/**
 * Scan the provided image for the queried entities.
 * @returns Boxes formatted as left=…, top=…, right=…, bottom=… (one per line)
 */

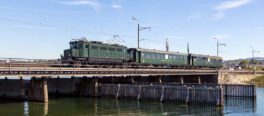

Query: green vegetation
left=250, top=75, right=264, bottom=87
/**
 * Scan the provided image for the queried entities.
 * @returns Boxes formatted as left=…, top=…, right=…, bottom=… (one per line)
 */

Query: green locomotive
left=62, top=39, right=129, bottom=64
left=61, top=39, right=222, bottom=68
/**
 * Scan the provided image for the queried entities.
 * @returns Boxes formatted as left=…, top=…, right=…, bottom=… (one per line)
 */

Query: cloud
left=110, top=4, right=122, bottom=9
left=210, top=0, right=252, bottom=20
left=214, top=0, right=251, bottom=10
left=210, top=11, right=225, bottom=20
left=58, top=0, right=101, bottom=11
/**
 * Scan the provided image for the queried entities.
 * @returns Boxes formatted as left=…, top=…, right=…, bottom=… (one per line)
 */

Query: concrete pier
left=78, top=77, right=98, bottom=97
left=47, top=77, right=77, bottom=96
left=28, top=77, right=48, bottom=102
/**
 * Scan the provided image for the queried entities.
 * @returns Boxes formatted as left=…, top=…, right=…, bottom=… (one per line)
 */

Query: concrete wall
left=0, top=78, right=25, bottom=100
left=47, top=77, right=79, bottom=96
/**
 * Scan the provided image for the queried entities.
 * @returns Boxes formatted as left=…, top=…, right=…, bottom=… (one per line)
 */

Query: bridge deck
left=0, top=67, right=219, bottom=77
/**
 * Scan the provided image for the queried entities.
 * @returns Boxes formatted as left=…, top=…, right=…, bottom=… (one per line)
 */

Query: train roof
left=131, top=48, right=188, bottom=56
left=70, top=38, right=126, bottom=47
left=190, top=53, right=222, bottom=59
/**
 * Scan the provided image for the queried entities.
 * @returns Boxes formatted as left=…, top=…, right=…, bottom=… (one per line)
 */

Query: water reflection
left=24, top=101, right=29, bottom=116
left=44, top=102, right=48, bottom=116
left=224, top=97, right=256, bottom=114
left=0, top=96, right=259, bottom=116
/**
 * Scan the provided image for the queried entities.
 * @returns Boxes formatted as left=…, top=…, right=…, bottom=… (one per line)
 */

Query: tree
left=239, top=60, right=249, bottom=68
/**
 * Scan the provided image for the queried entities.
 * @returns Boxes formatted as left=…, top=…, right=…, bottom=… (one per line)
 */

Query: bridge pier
left=159, top=77, right=162, bottom=83
left=181, top=77, right=184, bottom=84
left=198, top=76, right=201, bottom=84
left=28, top=77, right=48, bottom=102
left=79, top=77, right=98, bottom=97
left=130, top=77, right=135, bottom=84
left=47, top=76, right=77, bottom=96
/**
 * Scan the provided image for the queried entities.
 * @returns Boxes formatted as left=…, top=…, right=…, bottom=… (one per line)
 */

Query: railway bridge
left=0, top=62, right=260, bottom=106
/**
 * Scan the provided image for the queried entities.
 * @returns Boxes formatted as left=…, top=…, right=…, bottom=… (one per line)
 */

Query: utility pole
left=187, top=42, right=190, bottom=54
left=132, top=17, right=151, bottom=49
left=250, top=46, right=260, bottom=73
left=166, top=38, right=169, bottom=52
left=213, top=37, right=226, bottom=57
left=250, top=46, right=260, bottom=63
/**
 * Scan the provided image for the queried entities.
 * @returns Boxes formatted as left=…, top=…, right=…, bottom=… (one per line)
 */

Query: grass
left=250, top=75, right=264, bottom=87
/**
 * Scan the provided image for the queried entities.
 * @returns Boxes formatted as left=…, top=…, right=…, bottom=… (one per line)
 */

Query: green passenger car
left=190, top=54, right=222, bottom=68
left=62, top=39, right=129, bottom=63
left=128, top=48, right=188, bottom=66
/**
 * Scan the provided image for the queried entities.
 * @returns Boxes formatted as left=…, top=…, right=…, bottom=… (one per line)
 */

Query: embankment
left=219, top=73, right=263, bottom=85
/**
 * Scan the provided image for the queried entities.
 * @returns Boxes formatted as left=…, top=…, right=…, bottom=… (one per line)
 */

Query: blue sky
left=0, top=0, right=263, bottom=60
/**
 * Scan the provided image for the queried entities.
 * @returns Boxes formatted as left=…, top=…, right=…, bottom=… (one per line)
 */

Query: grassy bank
left=249, top=75, right=264, bottom=87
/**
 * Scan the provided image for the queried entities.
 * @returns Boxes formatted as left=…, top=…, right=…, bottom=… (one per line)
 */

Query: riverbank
left=249, top=75, right=264, bottom=87
left=220, top=73, right=261, bottom=85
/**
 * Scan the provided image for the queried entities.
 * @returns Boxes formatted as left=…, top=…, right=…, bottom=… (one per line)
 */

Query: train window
left=109, top=48, right=115, bottom=51
left=117, top=48, right=122, bottom=52
left=70, top=43, right=74, bottom=48
left=169, top=55, right=173, bottom=59
left=151, top=54, right=155, bottom=59
left=177, top=56, right=181, bottom=60
left=91, top=46, right=98, bottom=50
left=208, top=58, right=211, bottom=62
left=159, top=54, right=162, bottom=59
left=156, top=54, right=160, bottom=59
left=165, top=54, right=168, bottom=59
left=193, top=57, right=197, bottom=61
left=154, top=54, right=158, bottom=59
left=146, top=54, right=151, bottom=58
left=179, top=56, right=183, bottom=60
left=100, top=47, right=107, bottom=50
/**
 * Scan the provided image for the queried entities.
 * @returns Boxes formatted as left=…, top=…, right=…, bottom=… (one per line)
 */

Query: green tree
left=239, top=60, right=249, bottom=68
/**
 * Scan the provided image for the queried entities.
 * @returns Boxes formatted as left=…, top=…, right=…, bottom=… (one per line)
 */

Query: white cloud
left=211, top=0, right=252, bottom=20
left=210, top=11, right=225, bottom=20
left=58, top=0, right=101, bottom=11
left=214, top=0, right=251, bottom=10
left=110, top=4, right=122, bottom=9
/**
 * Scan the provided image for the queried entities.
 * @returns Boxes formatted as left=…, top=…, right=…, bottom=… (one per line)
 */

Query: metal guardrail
left=0, top=66, right=219, bottom=76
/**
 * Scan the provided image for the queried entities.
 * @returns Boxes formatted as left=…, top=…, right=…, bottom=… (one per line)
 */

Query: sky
left=0, top=0, right=263, bottom=60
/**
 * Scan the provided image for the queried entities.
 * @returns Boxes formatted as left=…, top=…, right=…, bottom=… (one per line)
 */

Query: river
left=0, top=88, right=263, bottom=116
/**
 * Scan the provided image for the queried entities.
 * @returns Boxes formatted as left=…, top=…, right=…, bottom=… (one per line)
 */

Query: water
left=0, top=88, right=263, bottom=116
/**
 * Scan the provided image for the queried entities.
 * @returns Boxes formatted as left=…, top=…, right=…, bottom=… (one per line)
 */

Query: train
left=61, top=38, right=222, bottom=68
